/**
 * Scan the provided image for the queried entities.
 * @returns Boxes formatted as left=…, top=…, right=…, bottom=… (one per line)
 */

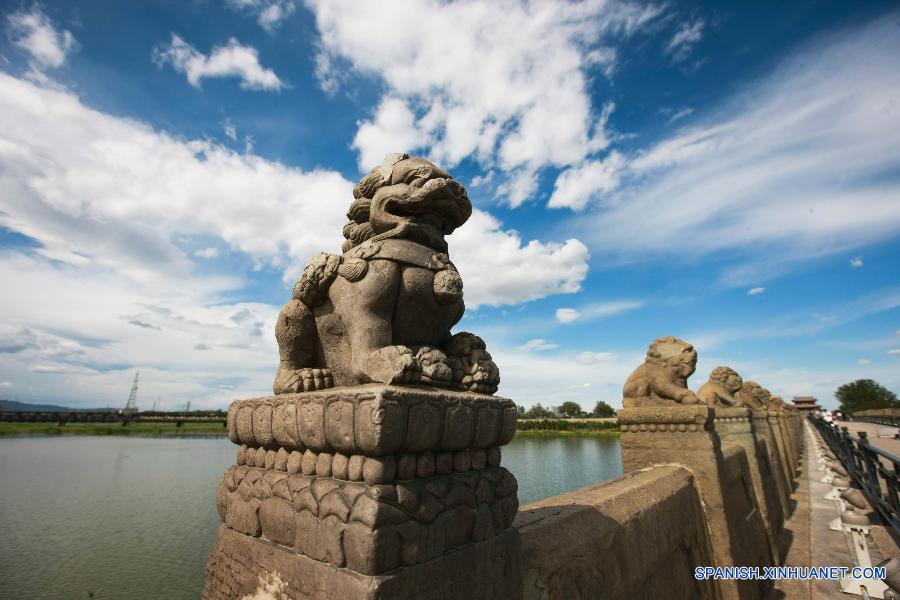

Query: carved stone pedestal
left=619, top=405, right=770, bottom=600
left=203, top=385, right=522, bottom=600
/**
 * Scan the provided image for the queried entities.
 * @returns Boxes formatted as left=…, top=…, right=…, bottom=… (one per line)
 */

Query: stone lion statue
left=622, top=336, right=700, bottom=408
left=697, top=366, right=743, bottom=407
left=736, top=381, right=770, bottom=409
left=767, top=395, right=786, bottom=411
left=273, top=153, right=499, bottom=395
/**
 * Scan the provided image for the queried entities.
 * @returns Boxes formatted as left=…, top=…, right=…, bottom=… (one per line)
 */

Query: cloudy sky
left=0, top=0, right=898, bottom=411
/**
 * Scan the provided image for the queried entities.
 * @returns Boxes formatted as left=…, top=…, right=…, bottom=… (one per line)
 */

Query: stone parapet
left=713, top=406, right=782, bottom=564
left=752, top=410, right=790, bottom=515
left=619, top=405, right=771, bottom=600
left=516, top=465, right=718, bottom=600
left=767, top=411, right=794, bottom=487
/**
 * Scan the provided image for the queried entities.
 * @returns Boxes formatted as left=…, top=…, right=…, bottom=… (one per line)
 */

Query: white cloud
left=0, top=72, right=591, bottom=404
left=449, top=210, right=589, bottom=308
left=6, top=5, right=77, bottom=71
left=194, top=247, right=220, bottom=259
left=889, top=349, right=900, bottom=356
left=556, top=300, right=642, bottom=323
left=226, top=0, right=296, bottom=32
left=0, top=381, right=13, bottom=389
left=577, top=351, right=618, bottom=364
left=153, top=34, right=284, bottom=91
left=548, top=150, right=625, bottom=209
left=222, top=119, right=237, bottom=141
left=663, top=106, right=694, bottom=124
left=563, top=17, right=900, bottom=283
left=666, top=18, right=704, bottom=63
left=307, top=0, right=662, bottom=201
left=493, top=344, right=639, bottom=410
left=857, top=358, right=870, bottom=366
left=517, top=338, right=559, bottom=352
left=748, top=287, right=766, bottom=296
left=556, top=308, right=580, bottom=323
left=352, top=98, right=427, bottom=171
left=850, top=256, right=863, bottom=268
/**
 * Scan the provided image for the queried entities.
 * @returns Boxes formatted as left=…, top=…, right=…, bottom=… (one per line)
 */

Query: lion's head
left=646, top=336, right=697, bottom=381
left=709, top=366, right=743, bottom=394
left=342, top=154, right=473, bottom=253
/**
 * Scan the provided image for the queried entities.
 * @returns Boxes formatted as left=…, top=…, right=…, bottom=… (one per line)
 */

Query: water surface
left=0, top=434, right=621, bottom=599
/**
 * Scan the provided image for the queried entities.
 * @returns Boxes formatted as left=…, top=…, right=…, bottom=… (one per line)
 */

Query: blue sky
left=0, top=0, right=897, bottom=411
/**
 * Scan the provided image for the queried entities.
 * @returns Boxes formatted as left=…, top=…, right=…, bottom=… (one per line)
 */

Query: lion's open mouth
left=391, top=177, right=470, bottom=233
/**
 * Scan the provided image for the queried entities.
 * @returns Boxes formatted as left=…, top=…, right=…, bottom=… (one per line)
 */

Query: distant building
left=792, top=396, right=821, bottom=412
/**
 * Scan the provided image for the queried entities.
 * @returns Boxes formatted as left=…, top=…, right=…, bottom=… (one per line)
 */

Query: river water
left=0, top=434, right=621, bottom=600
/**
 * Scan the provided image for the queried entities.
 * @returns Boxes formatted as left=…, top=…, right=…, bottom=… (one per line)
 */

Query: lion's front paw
left=679, top=390, right=701, bottom=404
left=443, top=332, right=500, bottom=394
left=275, top=367, right=335, bottom=394
left=365, top=346, right=421, bottom=385
left=414, top=346, right=453, bottom=385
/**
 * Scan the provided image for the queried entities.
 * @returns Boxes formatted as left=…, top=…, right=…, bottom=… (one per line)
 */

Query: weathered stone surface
left=516, top=466, right=716, bottom=600
left=230, top=386, right=516, bottom=455
left=215, top=465, right=518, bottom=576
left=397, top=453, right=416, bottom=480
left=259, top=498, right=295, bottom=546
left=203, top=525, right=522, bottom=600
left=622, top=336, right=700, bottom=408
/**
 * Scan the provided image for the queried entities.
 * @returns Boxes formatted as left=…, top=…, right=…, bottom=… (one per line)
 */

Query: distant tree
left=591, top=400, right=615, bottom=418
left=516, top=404, right=525, bottom=418
left=558, top=401, right=583, bottom=418
left=836, top=379, right=899, bottom=414
left=524, top=403, right=553, bottom=418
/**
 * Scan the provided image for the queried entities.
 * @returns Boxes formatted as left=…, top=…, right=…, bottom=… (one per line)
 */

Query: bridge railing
left=810, top=415, right=900, bottom=534
left=851, top=408, right=900, bottom=428
left=0, top=411, right=226, bottom=425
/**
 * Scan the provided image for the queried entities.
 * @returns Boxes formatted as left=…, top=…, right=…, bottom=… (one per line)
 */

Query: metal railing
left=810, top=416, right=900, bottom=534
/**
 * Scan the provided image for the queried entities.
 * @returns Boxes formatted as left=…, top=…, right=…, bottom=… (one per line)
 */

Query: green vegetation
left=0, top=422, right=228, bottom=437
left=520, top=400, right=619, bottom=420
left=836, top=379, right=899, bottom=414
left=557, top=401, right=583, bottom=418
left=591, top=400, right=615, bottom=418
left=516, top=418, right=619, bottom=435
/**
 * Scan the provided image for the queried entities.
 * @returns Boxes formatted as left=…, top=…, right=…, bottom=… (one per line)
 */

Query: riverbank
left=516, top=418, right=619, bottom=435
left=0, top=419, right=621, bottom=437
left=0, top=422, right=228, bottom=436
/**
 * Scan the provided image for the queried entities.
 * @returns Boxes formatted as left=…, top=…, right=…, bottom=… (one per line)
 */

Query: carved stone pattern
left=217, top=465, right=519, bottom=575
left=236, top=444, right=502, bottom=483
left=617, top=406, right=712, bottom=426
left=228, top=389, right=517, bottom=456
left=620, top=423, right=704, bottom=433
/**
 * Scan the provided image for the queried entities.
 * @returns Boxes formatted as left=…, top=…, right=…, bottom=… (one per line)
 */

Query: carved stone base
left=204, top=524, right=522, bottom=600
left=205, top=385, right=521, bottom=599
left=216, top=465, right=519, bottom=574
